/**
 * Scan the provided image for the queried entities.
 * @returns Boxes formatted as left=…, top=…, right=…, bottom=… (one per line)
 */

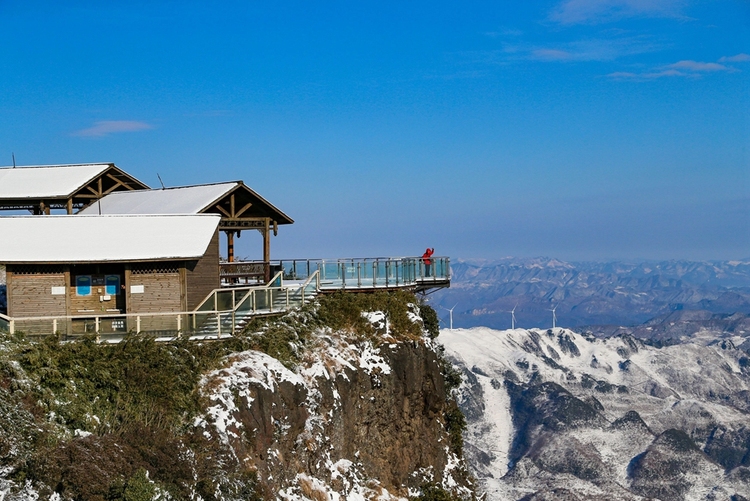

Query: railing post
left=216, top=312, right=221, bottom=338
left=136, top=316, right=141, bottom=333
left=357, top=262, right=361, bottom=287
left=53, top=318, right=57, bottom=335
left=9, top=319, right=14, bottom=335
left=385, top=261, right=389, bottom=288
left=177, top=315, right=182, bottom=337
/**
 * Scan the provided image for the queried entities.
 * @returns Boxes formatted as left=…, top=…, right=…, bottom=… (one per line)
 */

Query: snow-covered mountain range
left=434, top=258, right=750, bottom=332
left=442, top=327, right=750, bottom=501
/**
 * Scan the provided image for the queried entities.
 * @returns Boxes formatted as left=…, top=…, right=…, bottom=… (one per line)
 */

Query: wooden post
left=227, top=231, right=235, bottom=263
left=66, top=198, right=73, bottom=215
left=263, top=218, right=271, bottom=282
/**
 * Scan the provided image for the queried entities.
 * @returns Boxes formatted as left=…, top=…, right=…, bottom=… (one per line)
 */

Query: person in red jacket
left=422, top=247, right=435, bottom=277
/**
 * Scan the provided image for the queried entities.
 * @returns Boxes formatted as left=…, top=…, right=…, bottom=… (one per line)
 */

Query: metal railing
left=277, top=256, right=450, bottom=290
left=0, top=271, right=321, bottom=341
left=0, top=255, right=450, bottom=341
left=0, top=312, right=10, bottom=334
left=219, top=261, right=273, bottom=284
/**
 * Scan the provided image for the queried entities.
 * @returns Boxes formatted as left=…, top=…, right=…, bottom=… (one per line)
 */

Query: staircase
left=189, top=272, right=320, bottom=339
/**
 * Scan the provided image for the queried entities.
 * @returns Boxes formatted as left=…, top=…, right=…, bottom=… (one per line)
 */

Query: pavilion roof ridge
left=0, top=162, right=115, bottom=170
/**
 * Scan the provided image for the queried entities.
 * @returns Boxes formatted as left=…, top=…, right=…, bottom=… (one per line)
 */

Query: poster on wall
left=105, top=275, right=120, bottom=295
left=76, top=276, right=91, bottom=296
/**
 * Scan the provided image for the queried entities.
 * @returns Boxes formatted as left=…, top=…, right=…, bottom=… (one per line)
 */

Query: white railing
left=0, top=271, right=321, bottom=340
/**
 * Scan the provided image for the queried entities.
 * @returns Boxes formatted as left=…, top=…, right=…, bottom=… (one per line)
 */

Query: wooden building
left=0, top=163, right=149, bottom=214
left=0, top=215, right=221, bottom=318
left=78, top=182, right=294, bottom=280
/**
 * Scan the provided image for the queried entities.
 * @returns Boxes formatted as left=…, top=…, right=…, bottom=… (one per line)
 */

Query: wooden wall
left=68, top=265, right=126, bottom=315
left=127, top=270, right=182, bottom=314
left=7, top=270, right=67, bottom=318
left=185, top=230, right=220, bottom=310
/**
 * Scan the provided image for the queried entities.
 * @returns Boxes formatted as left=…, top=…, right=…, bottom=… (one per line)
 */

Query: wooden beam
left=214, top=204, right=231, bottom=218
left=234, top=201, right=254, bottom=218
left=66, top=198, right=73, bottom=215
left=102, top=175, right=126, bottom=195
left=230, top=194, right=235, bottom=218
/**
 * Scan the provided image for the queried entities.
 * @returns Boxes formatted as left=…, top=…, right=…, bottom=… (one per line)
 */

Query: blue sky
left=1, top=0, right=748, bottom=261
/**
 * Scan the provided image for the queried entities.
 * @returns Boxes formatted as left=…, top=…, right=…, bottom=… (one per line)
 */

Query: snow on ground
left=440, top=327, right=750, bottom=501
left=195, top=326, right=434, bottom=500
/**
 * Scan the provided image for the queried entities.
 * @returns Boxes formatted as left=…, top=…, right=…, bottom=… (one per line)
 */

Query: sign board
left=51, top=286, right=66, bottom=295
left=130, top=285, right=145, bottom=294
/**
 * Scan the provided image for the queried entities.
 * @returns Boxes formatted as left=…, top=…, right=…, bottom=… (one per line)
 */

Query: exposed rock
left=443, top=327, right=750, bottom=500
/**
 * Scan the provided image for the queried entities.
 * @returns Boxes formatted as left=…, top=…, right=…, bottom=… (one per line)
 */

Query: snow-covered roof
left=78, top=181, right=294, bottom=224
left=79, top=182, right=239, bottom=215
left=0, top=163, right=114, bottom=199
left=0, top=215, right=220, bottom=263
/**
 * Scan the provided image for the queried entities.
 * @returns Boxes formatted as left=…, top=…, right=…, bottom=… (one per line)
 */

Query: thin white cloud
left=719, top=53, right=750, bottom=63
left=532, top=49, right=574, bottom=61
left=608, top=57, right=739, bottom=80
left=73, top=120, right=153, bottom=137
left=529, top=36, right=662, bottom=62
left=551, top=0, right=687, bottom=25
left=607, top=69, right=684, bottom=80
left=665, top=60, right=730, bottom=72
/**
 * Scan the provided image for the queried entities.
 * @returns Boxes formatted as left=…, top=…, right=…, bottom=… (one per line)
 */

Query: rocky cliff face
left=0, top=293, right=473, bottom=501
left=442, top=327, right=750, bottom=501
left=196, top=333, right=470, bottom=500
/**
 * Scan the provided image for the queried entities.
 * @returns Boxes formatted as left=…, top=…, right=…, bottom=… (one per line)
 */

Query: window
left=76, top=276, right=92, bottom=296
left=105, top=275, right=120, bottom=295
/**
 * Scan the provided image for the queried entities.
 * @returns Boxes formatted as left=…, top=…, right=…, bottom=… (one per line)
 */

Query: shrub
left=412, top=482, right=463, bottom=501
left=420, top=304, right=440, bottom=339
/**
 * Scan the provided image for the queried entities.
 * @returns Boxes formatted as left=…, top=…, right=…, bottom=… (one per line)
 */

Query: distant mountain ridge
left=442, top=327, right=750, bottom=500
left=434, top=257, right=750, bottom=334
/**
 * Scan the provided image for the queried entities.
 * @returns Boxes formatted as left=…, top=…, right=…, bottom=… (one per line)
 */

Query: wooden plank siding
left=7, top=270, right=67, bottom=318
left=127, top=271, right=182, bottom=314
left=185, top=230, right=220, bottom=310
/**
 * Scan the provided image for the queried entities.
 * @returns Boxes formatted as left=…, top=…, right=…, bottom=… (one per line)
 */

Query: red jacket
left=422, top=248, right=434, bottom=265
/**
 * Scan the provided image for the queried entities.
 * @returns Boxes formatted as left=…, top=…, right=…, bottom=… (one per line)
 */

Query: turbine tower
left=510, top=303, right=518, bottom=330
left=442, top=304, right=458, bottom=330
left=549, top=304, right=558, bottom=329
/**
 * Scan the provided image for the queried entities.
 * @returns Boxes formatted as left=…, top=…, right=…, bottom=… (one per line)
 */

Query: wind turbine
left=510, top=303, right=518, bottom=330
left=549, top=304, right=558, bottom=329
left=442, top=304, right=458, bottom=330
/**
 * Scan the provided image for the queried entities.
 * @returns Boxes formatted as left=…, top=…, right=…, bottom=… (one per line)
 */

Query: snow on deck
left=0, top=163, right=112, bottom=199
left=0, top=214, right=220, bottom=263
left=78, top=182, right=239, bottom=215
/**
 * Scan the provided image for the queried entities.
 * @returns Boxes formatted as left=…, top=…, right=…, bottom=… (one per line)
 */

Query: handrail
left=193, top=269, right=288, bottom=313
left=276, top=256, right=450, bottom=289
left=264, top=270, right=284, bottom=288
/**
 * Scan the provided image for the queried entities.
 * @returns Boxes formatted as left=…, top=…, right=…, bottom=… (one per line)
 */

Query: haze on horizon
left=0, top=0, right=747, bottom=262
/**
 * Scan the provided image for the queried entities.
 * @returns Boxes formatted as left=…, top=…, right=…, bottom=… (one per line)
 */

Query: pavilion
left=0, top=163, right=148, bottom=214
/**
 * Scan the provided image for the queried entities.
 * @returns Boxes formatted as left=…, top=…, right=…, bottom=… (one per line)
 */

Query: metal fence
left=0, top=272, right=321, bottom=341
left=277, top=256, right=450, bottom=290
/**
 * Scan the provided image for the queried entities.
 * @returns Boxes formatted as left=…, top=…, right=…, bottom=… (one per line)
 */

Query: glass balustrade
left=1, top=257, right=449, bottom=342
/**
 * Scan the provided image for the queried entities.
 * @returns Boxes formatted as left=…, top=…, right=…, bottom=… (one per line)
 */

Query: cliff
left=442, top=327, right=750, bottom=501
left=0, top=291, right=473, bottom=501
